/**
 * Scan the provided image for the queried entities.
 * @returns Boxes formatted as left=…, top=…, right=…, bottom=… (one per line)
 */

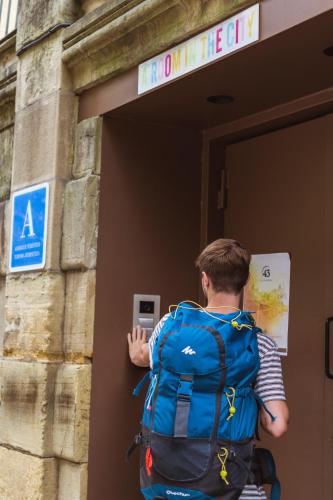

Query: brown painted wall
left=88, top=117, right=202, bottom=499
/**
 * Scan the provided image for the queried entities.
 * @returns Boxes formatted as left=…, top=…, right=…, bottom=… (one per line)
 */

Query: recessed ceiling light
left=207, top=95, right=234, bottom=104
left=323, top=46, right=333, bottom=57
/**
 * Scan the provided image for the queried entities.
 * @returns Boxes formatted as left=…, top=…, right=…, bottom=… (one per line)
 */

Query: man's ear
left=202, top=271, right=209, bottom=290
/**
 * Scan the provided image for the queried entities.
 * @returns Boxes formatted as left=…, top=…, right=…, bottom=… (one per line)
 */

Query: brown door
left=210, top=114, right=333, bottom=499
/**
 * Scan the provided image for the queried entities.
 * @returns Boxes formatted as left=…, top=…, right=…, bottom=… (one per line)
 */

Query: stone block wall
left=0, top=43, right=16, bottom=472
left=0, top=1, right=102, bottom=497
left=0, top=101, right=13, bottom=358
left=0, top=58, right=101, bottom=500
left=0, top=30, right=15, bottom=372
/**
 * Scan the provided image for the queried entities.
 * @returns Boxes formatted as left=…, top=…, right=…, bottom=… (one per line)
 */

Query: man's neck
left=205, top=292, right=241, bottom=314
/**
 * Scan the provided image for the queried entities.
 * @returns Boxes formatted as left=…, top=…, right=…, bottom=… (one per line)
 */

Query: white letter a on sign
left=20, top=200, right=35, bottom=238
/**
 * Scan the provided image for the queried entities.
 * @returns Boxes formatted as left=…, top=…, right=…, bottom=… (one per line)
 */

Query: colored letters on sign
left=9, top=183, right=49, bottom=272
left=138, top=4, right=259, bottom=94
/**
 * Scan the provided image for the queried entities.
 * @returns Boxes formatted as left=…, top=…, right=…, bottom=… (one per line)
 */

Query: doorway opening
left=85, top=10, right=333, bottom=499
left=89, top=110, right=333, bottom=500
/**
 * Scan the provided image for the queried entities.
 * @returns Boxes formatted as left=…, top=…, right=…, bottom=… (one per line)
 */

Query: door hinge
left=217, top=168, right=229, bottom=210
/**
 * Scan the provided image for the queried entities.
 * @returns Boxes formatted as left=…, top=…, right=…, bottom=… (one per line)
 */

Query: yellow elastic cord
left=169, top=300, right=241, bottom=323
left=217, top=448, right=229, bottom=485
left=169, top=300, right=252, bottom=330
left=231, top=319, right=253, bottom=331
left=225, top=387, right=236, bottom=420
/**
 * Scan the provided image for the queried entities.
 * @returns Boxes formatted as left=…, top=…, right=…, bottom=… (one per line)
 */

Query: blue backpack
left=131, top=303, right=272, bottom=500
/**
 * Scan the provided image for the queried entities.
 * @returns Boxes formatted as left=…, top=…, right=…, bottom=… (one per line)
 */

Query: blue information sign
left=10, top=183, right=49, bottom=272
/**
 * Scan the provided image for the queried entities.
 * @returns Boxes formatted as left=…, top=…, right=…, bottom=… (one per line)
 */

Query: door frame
left=200, top=85, right=333, bottom=248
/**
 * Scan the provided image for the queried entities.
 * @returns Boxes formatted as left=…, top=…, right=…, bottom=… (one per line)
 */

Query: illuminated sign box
left=138, top=3, right=259, bottom=94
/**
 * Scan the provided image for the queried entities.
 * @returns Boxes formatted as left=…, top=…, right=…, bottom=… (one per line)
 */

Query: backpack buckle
left=177, top=376, right=193, bottom=401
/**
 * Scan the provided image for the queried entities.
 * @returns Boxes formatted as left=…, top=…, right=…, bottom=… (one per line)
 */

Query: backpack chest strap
left=174, top=375, right=193, bottom=438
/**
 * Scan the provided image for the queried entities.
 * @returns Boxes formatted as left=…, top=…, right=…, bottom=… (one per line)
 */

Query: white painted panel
left=0, top=0, right=18, bottom=39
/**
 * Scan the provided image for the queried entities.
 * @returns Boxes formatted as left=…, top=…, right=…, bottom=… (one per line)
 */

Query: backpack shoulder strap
left=133, top=371, right=151, bottom=397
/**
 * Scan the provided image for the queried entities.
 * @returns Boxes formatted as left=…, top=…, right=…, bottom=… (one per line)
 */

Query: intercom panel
left=133, top=294, right=161, bottom=339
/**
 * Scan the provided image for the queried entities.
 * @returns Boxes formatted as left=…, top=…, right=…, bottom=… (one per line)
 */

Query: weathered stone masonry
left=0, top=0, right=255, bottom=498
left=0, top=0, right=100, bottom=497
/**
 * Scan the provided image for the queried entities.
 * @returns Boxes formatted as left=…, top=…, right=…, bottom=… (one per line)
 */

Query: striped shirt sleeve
left=255, top=332, right=286, bottom=402
left=239, top=484, right=267, bottom=499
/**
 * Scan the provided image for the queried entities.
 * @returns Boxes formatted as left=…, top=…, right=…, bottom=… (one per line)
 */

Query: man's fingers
left=127, top=333, right=132, bottom=345
left=136, top=325, right=144, bottom=341
left=138, top=327, right=144, bottom=341
left=129, top=326, right=147, bottom=344
left=137, top=327, right=147, bottom=342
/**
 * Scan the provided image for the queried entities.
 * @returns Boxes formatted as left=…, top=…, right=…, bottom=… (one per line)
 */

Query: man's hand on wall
left=128, top=326, right=150, bottom=367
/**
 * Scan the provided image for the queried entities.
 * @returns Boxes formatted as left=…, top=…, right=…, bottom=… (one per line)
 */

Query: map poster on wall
left=243, top=253, right=291, bottom=355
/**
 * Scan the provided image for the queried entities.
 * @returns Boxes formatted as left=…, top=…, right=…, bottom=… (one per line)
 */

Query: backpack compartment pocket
left=150, top=432, right=212, bottom=482
left=218, top=388, right=258, bottom=441
left=214, top=440, right=255, bottom=490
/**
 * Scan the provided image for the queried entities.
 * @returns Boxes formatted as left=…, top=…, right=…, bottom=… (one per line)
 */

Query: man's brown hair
left=195, top=239, right=251, bottom=294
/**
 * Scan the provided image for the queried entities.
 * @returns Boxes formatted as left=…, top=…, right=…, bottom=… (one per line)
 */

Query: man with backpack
left=128, top=239, right=289, bottom=499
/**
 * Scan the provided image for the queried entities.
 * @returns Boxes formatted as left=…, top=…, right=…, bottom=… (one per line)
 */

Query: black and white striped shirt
left=149, top=314, right=286, bottom=500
